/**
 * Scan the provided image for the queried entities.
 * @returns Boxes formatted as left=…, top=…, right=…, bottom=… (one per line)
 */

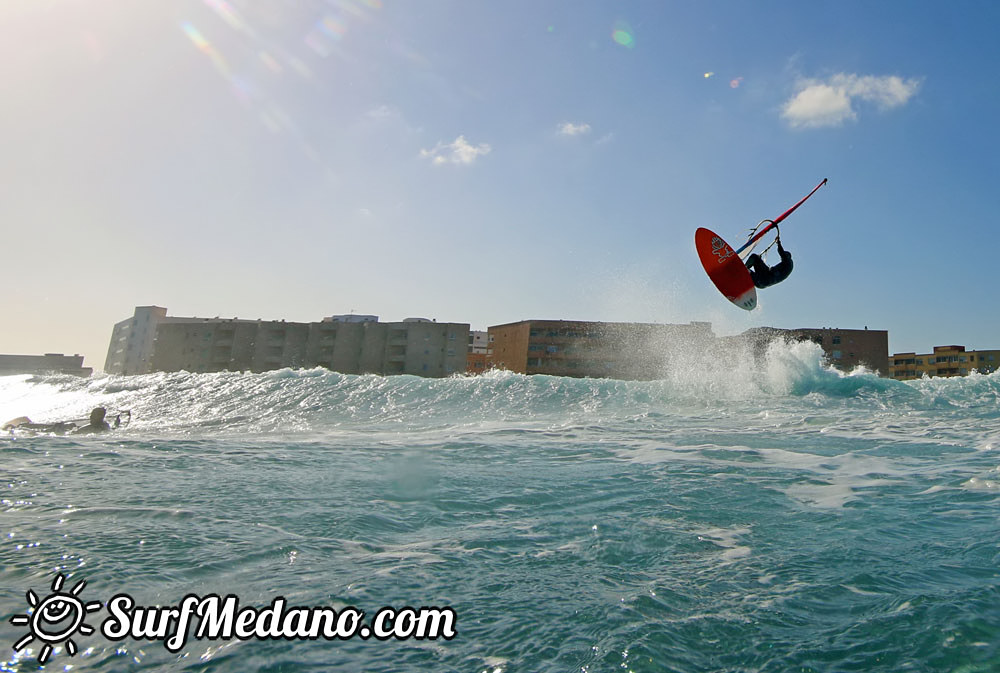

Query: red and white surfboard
left=695, top=227, right=757, bottom=311
left=695, top=179, right=828, bottom=311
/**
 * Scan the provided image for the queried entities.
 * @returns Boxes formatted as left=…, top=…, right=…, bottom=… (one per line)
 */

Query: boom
left=734, top=178, right=828, bottom=257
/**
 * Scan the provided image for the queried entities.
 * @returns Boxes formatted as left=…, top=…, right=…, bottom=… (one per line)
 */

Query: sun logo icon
left=9, top=573, right=102, bottom=664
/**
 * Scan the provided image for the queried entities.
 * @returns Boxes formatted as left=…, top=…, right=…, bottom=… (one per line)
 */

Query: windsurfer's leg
left=746, top=254, right=772, bottom=288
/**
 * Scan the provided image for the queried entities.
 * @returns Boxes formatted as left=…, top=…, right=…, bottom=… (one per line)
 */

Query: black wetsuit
left=73, top=421, right=111, bottom=435
left=746, top=240, right=793, bottom=289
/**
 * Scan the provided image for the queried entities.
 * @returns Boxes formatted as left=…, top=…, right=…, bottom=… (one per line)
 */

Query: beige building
left=466, top=330, right=490, bottom=375
left=105, top=306, right=222, bottom=375
left=888, top=345, right=1000, bottom=380
left=306, top=317, right=470, bottom=377
left=487, top=319, right=716, bottom=379
left=739, top=327, right=890, bottom=376
left=487, top=321, right=889, bottom=380
left=0, top=353, right=92, bottom=377
left=107, top=307, right=469, bottom=377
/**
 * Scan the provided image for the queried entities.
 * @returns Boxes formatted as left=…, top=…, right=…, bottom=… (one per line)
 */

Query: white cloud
left=359, top=105, right=422, bottom=136
left=558, top=122, right=591, bottom=136
left=365, top=105, right=397, bottom=121
left=420, top=135, right=491, bottom=166
left=782, top=73, right=921, bottom=128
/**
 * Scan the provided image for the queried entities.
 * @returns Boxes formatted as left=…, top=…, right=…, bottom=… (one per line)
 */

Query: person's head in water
left=73, top=407, right=111, bottom=434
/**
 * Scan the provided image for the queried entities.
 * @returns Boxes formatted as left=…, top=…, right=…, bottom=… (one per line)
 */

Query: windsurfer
left=745, top=235, right=793, bottom=289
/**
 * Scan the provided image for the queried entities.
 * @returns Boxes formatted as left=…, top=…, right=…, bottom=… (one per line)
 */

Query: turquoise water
left=2, top=340, right=999, bottom=672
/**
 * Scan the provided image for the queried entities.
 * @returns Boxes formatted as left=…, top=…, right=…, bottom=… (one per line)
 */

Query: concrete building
left=487, top=319, right=716, bottom=380
left=104, top=306, right=223, bottom=375
left=486, top=320, right=888, bottom=380
left=469, top=331, right=490, bottom=354
left=466, top=330, right=490, bottom=375
left=0, top=353, right=92, bottom=377
left=305, top=317, right=469, bottom=377
left=107, top=307, right=469, bottom=377
left=888, top=345, right=1000, bottom=380
left=149, top=318, right=307, bottom=373
left=739, top=326, right=890, bottom=376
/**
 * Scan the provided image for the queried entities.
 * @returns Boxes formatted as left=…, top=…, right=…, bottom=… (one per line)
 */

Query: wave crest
left=3, top=340, right=994, bottom=437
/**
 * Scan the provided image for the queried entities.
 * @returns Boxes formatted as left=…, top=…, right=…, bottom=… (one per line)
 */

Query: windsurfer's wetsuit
left=746, top=239, right=793, bottom=289
left=73, top=407, right=112, bottom=435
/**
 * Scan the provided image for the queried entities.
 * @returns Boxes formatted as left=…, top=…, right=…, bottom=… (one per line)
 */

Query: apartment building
left=486, top=319, right=716, bottom=380
left=104, top=306, right=224, bottom=375
left=466, top=330, right=490, bottom=375
left=0, top=353, right=92, bottom=377
left=739, top=326, right=890, bottom=375
left=307, top=317, right=470, bottom=377
left=888, top=345, right=1000, bottom=380
left=106, top=307, right=469, bottom=377
left=150, top=318, right=306, bottom=373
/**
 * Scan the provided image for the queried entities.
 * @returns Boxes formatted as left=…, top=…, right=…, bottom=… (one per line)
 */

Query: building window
left=832, top=336, right=841, bottom=345
left=832, top=350, right=842, bottom=359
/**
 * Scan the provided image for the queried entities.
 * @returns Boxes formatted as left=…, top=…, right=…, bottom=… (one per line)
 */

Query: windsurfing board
left=695, top=227, right=756, bottom=311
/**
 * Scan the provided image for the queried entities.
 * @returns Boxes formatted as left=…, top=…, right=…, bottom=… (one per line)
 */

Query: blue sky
left=2, top=1, right=998, bottom=370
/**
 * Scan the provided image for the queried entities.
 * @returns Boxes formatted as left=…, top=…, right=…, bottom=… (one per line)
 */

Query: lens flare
left=182, top=22, right=209, bottom=51
left=320, top=16, right=347, bottom=40
left=202, top=0, right=252, bottom=35
left=611, top=21, right=634, bottom=48
left=181, top=23, right=231, bottom=77
left=306, top=14, right=349, bottom=57
left=704, top=72, right=714, bottom=78
left=259, top=51, right=282, bottom=74
left=730, top=76, right=743, bottom=89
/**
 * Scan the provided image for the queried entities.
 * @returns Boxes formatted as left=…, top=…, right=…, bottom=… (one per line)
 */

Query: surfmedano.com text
left=102, top=593, right=457, bottom=652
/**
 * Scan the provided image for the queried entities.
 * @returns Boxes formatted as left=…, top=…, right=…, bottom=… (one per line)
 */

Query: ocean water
left=2, top=339, right=999, bottom=672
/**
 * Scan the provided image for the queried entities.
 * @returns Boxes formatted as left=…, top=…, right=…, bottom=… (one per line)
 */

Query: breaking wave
left=2, top=339, right=997, bottom=439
